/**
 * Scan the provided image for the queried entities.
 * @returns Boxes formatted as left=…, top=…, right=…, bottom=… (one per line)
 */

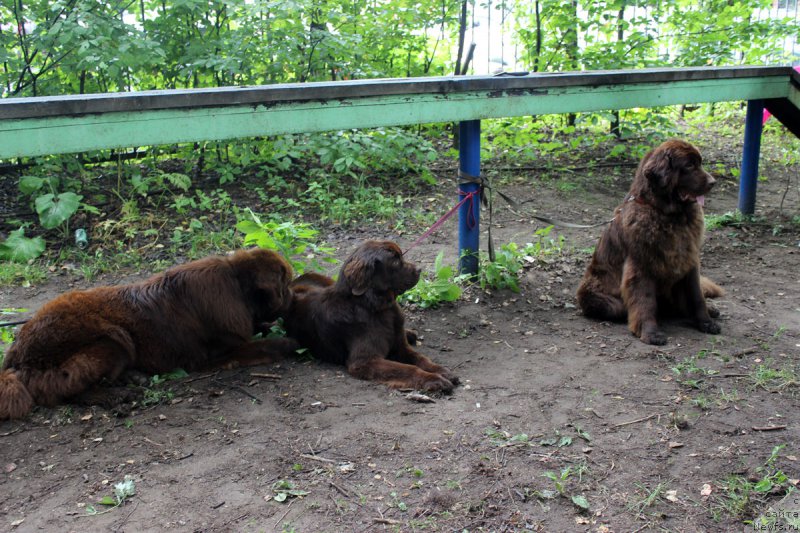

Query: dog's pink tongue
left=696, top=195, right=705, bottom=207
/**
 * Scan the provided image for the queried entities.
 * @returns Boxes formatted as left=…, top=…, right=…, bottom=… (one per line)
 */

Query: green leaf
left=753, top=479, right=773, bottom=492
left=19, top=176, right=45, bottom=195
left=274, top=492, right=288, bottom=502
left=163, top=173, right=191, bottom=191
left=0, top=228, right=46, bottom=263
left=571, top=494, right=590, bottom=510
left=35, top=192, right=83, bottom=229
left=98, top=496, right=117, bottom=506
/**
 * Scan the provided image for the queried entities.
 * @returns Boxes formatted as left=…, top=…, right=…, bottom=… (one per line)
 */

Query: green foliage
left=86, top=475, right=136, bottom=516
left=270, top=480, right=309, bottom=503
left=18, top=174, right=94, bottom=239
left=236, top=209, right=337, bottom=275
left=140, top=368, right=188, bottom=406
left=477, top=227, right=565, bottom=292
left=713, top=445, right=791, bottom=521
left=0, top=308, right=26, bottom=366
left=705, top=210, right=749, bottom=230
left=400, top=251, right=463, bottom=308
left=0, top=228, right=45, bottom=263
left=479, top=243, right=526, bottom=292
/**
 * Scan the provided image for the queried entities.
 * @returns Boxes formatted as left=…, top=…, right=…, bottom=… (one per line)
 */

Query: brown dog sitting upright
left=576, top=139, right=724, bottom=345
left=284, top=240, right=459, bottom=392
left=0, top=249, right=298, bottom=419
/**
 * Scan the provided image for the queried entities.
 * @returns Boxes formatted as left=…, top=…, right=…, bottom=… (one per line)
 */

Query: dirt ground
left=1, top=127, right=799, bottom=532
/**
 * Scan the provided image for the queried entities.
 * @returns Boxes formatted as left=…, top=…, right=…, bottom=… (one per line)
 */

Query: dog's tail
left=0, top=369, right=34, bottom=420
left=701, top=276, right=725, bottom=299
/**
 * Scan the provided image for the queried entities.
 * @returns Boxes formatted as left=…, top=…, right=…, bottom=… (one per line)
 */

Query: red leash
left=403, top=190, right=480, bottom=255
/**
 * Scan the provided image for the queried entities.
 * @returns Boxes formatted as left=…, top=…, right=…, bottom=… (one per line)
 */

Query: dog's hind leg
left=0, top=370, right=34, bottom=419
left=576, top=280, right=627, bottom=322
left=19, top=339, right=131, bottom=409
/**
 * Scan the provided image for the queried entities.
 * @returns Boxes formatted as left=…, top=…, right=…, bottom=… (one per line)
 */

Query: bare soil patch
left=1, top=130, right=799, bottom=532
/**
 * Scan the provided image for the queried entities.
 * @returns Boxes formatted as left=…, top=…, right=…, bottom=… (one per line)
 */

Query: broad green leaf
left=35, top=192, right=83, bottom=230
left=572, top=495, right=590, bottom=510
left=19, top=176, right=45, bottom=195
left=0, top=228, right=46, bottom=263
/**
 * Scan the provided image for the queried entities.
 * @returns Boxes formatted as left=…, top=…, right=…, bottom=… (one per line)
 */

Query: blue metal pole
left=738, top=99, right=765, bottom=215
left=458, top=120, right=481, bottom=276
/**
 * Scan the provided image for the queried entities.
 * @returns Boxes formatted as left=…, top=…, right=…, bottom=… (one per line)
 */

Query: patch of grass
left=484, top=427, right=534, bottom=447
left=0, top=261, right=48, bottom=287
left=142, top=369, right=188, bottom=406
left=671, top=350, right=719, bottom=389
left=711, top=445, right=792, bottom=522
left=628, top=481, right=671, bottom=515
left=704, top=210, right=759, bottom=231
left=750, top=360, right=798, bottom=391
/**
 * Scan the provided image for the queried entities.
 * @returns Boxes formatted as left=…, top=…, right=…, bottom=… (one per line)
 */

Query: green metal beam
left=0, top=73, right=792, bottom=159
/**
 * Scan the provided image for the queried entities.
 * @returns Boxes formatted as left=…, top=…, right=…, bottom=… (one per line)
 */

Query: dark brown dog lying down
left=576, top=139, right=724, bottom=345
left=284, top=240, right=459, bottom=392
left=0, top=249, right=298, bottom=419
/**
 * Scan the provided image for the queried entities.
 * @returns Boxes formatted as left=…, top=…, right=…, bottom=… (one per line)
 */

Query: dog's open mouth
left=680, top=192, right=705, bottom=206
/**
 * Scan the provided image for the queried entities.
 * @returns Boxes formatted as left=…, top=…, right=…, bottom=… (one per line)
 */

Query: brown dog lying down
left=284, top=240, right=459, bottom=392
left=0, top=249, right=298, bottom=419
left=576, top=139, right=724, bottom=345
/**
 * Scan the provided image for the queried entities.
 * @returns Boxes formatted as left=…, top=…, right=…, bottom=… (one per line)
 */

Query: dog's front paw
left=697, top=319, right=721, bottom=335
left=706, top=304, right=721, bottom=319
left=640, top=330, right=667, bottom=345
left=419, top=374, right=455, bottom=394
left=439, top=368, right=460, bottom=386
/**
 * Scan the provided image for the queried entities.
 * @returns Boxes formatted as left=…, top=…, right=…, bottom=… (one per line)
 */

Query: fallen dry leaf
left=701, top=483, right=712, bottom=498
left=665, top=489, right=679, bottom=502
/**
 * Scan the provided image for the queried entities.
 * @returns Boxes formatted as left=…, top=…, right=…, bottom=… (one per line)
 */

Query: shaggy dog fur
left=284, top=240, right=459, bottom=392
left=576, top=139, right=724, bottom=345
left=0, top=249, right=297, bottom=419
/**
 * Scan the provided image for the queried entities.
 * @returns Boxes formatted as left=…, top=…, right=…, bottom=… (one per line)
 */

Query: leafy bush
left=400, top=251, right=463, bottom=308
left=235, top=209, right=337, bottom=275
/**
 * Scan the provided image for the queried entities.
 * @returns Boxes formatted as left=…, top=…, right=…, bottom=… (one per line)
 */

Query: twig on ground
left=274, top=501, right=294, bottom=528
left=183, top=372, right=217, bottom=384
left=613, top=413, right=660, bottom=428
left=300, top=453, right=336, bottom=464
left=329, top=480, right=351, bottom=497
left=250, top=372, right=281, bottom=380
left=752, top=425, right=787, bottom=432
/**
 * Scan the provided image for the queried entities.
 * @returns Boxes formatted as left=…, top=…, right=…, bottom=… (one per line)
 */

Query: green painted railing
left=0, top=66, right=796, bottom=159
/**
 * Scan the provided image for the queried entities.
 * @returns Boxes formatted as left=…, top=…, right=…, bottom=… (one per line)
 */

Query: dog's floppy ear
left=643, top=147, right=676, bottom=191
left=343, top=257, right=372, bottom=296
left=232, top=249, right=292, bottom=310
